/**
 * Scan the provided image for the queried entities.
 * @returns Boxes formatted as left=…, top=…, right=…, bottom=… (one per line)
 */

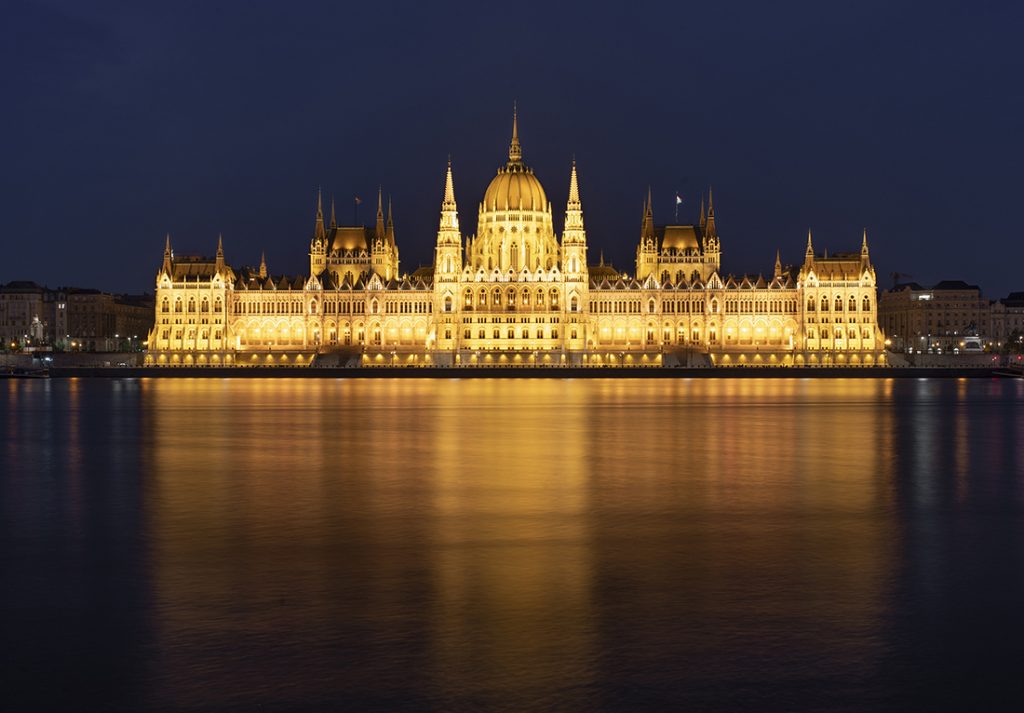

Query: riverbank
left=43, top=365, right=1019, bottom=379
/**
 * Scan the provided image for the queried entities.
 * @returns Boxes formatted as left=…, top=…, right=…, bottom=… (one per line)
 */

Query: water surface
left=2, top=377, right=1024, bottom=711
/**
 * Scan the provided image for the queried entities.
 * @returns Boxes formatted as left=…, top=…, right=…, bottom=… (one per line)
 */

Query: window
left=849, top=296, right=857, bottom=311
left=571, top=296, right=579, bottom=312
left=835, top=296, right=843, bottom=311
left=821, top=297, right=829, bottom=311
left=807, top=298, right=815, bottom=311
left=161, top=298, right=169, bottom=313
left=863, top=295, right=871, bottom=311
left=444, top=296, right=452, bottom=313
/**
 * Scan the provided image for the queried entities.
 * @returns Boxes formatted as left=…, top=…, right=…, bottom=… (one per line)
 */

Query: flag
left=675, top=193, right=683, bottom=205
left=354, top=196, right=362, bottom=205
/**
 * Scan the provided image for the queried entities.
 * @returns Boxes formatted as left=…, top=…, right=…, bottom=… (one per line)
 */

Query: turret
left=259, top=251, right=268, bottom=279
left=215, top=234, right=225, bottom=273
left=160, top=233, right=173, bottom=278
left=774, top=249, right=783, bottom=280
left=435, top=158, right=462, bottom=280
left=562, top=159, right=587, bottom=278
left=309, top=190, right=327, bottom=275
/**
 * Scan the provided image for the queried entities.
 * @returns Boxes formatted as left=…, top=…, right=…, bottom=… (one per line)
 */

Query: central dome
left=481, top=110, right=548, bottom=212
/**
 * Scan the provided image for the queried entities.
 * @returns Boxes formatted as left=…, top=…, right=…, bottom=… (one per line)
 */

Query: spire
left=563, top=159, right=585, bottom=243
left=699, top=194, right=706, bottom=228
left=568, top=158, right=580, bottom=205
left=386, top=195, right=395, bottom=245
left=161, top=233, right=173, bottom=275
left=805, top=229, right=814, bottom=258
left=314, top=188, right=325, bottom=240
left=508, top=102, right=522, bottom=166
left=443, top=158, right=457, bottom=210
left=774, top=249, right=782, bottom=279
left=437, top=159, right=460, bottom=241
left=259, top=251, right=267, bottom=279
left=215, top=234, right=224, bottom=271
left=705, top=186, right=716, bottom=236
left=861, top=228, right=869, bottom=253
left=599, top=250, right=605, bottom=266
left=641, top=187, right=655, bottom=241
left=329, top=196, right=337, bottom=229
left=375, top=186, right=385, bottom=240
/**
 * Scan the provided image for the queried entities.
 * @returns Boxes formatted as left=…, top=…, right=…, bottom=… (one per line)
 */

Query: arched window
left=464, top=289, right=473, bottom=308
left=691, top=270, right=700, bottom=283
left=835, top=296, right=843, bottom=311
left=571, top=296, right=579, bottom=312
left=510, top=243, right=518, bottom=271
left=711, top=299, right=719, bottom=314
left=187, top=298, right=196, bottom=313
left=550, top=288, right=559, bottom=310
left=648, top=299, right=656, bottom=313
left=536, top=289, right=544, bottom=306
left=661, top=270, right=670, bottom=285
left=161, top=298, right=169, bottom=313
left=807, top=297, right=815, bottom=311
left=493, top=288, right=501, bottom=306
left=214, top=298, right=222, bottom=313
left=849, top=295, right=857, bottom=311
left=479, top=289, right=487, bottom=307
left=821, top=296, right=829, bottom=311
left=522, top=288, right=530, bottom=306
left=200, top=298, right=209, bottom=313
left=443, top=296, right=452, bottom=312
left=372, top=299, right=379, bottom=314
left=309, top=300, right=318, bottom=315
left=862, top=295, right=871, bottom=311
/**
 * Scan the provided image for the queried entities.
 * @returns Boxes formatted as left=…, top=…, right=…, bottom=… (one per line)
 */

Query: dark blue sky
left=4, top=0, right=1022, bottom=297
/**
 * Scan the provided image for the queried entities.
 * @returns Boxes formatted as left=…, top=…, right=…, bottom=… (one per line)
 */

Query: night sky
left=4, top=1, right=1023, bottom=298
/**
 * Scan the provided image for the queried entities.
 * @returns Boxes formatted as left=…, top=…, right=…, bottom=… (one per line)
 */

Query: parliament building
left=145, top=113, right=884, bottom=367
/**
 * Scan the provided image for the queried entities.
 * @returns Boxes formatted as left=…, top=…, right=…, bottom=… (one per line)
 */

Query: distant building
left=0, top=281, right=66, bottom=350
left=0, top=282, right=152, bottom=351
left=879, top=280, right=990, bottom=351
left=67, top=289, right=154, bottom=351
left=990, top=292, right=1024, bottom=349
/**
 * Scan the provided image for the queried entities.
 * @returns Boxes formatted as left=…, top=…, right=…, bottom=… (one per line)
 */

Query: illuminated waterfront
left=3, top=378, right=1024, bottom=711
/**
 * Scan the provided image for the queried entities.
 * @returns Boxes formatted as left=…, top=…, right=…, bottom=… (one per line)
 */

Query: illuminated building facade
left=146, top=113, right=884, bottom=366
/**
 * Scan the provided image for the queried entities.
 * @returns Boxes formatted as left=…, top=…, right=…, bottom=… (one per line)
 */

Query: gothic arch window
left=464, top=289, right=473, bottom=308
left=807, top=297, right=815, bottom=311
left=835, top=296, right=843, bottom=311
left=648, top=299, right=656, bottom=314
left=478, top=288, right=487, bottom=307
left=821, top=296, right=829, bottom=311
left=691, top=270, right=700, bottom=283
left=661, top=270, right=670, bottom=285
left=522, top=288, right=530, bottom=306
left=214, top=298, right=223, bottom=313
left=187, top=298, right=196, bottom=313
left=309, top=300, right=318, bottom=315
left=711, top=299, right=719, bottom=314
left=492, top=288, right=501, bottom=306
left=161, top=298, right=169, bottom=313
left=443, top=296, right=452, bottom=312
left=200, top=298, right=209, bottom=313
left=550, top=288, right=559, bottom=310
left=372, top=299, right=379, bottom=314
left=571, top=296, right=579, bottom=312
left=507, top=288, right=516, bottom=307
left=862, top=295, right=871, bottom=311
left=849, top=295, right=857, bottom=311
left=510, top=243, right=518, bottom=272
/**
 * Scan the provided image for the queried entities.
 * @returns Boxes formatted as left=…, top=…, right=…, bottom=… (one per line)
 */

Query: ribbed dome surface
left=482, top=166, right=547, bottom=212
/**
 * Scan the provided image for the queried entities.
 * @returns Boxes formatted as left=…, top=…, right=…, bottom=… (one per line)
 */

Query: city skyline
left=4, top=2, right=1023, bottom=298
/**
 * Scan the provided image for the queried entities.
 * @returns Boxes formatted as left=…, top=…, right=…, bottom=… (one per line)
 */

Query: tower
left=562, top=160, right=587, bottom=278
left=435, top=158, right=462, bottom=281
left=309, top=188, right=327, bottom=275
left=636, top=189, right=659, bottom=280
left=703, top=186, right=720, bottom=258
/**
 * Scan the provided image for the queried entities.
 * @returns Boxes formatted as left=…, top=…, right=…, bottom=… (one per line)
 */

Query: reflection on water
left=2, top=377, right=1024, bottom=711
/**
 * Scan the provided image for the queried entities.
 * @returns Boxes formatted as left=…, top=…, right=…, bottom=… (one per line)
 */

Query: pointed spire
left=443, top=157, right=457, bottom=209
left=568, top=158, right=580, bottom=205
left=805, top=229, right=814, bottom=258
left=699, top=194, right=706, bottom=228
left=386, top=195, right=395, bottom=246
left=861, top=228, right=869, bottom=253
left=314, top=188, right=325, bottom=240
left=508, top=102, right=522, bottom=166
left=217, top=234, right=223, bottom=255
left=259, top=251, right=267, bottom=279
left=329, top=196, right=337, bottom=229
left=599, top=250, right=605, bottom=266
left=641, top=187, right=655, bottom=240
left=564, top=159, right=585, bottom=241
left=774, top=249, right=782, bottom=279
left=704, top=186, right=717, bottom=236
left=161, top=233, right=173, bottom=275
left=437, top=159, right=460, bottom=241
left=375, top=186, right=385, bottom=240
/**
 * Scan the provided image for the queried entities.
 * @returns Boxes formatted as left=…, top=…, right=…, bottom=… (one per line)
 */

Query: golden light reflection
left=139, top=378, right=913, bottom=707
